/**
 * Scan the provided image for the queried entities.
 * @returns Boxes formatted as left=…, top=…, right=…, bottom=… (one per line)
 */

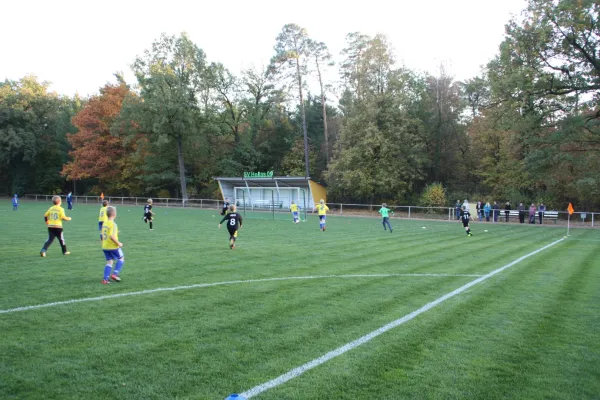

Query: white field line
left=240, top=237, right=565, bottom=399
left=0, top=273, right=481, bottom=315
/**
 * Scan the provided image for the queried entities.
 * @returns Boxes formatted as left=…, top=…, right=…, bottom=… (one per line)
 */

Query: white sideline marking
left=240, top=237, right=564, bottom=399
left=0, top=273, right=480, bottom=315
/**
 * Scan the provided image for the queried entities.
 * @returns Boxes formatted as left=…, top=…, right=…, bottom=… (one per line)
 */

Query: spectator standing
left=529, top=203, right=537, bottom=224
left=476, top=201, right=483, bottom=221
left=455, top=200, right=462, bottom=220
left=484, top=202, right=491, bottom=222
left=492, top=201, right=500, bottom=222
left=538, top=203, right=546, bottom=224
left=67, top=192, right=73, bottom=210
left=518, top=202, right=526, bottom=224
left=504, top=201, right=511, bottom=222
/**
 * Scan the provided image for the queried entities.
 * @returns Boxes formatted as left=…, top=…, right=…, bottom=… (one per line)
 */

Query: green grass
left=0, top=202, right=599, bottom=400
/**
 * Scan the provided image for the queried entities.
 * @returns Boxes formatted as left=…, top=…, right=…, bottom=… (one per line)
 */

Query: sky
left=1, top=0, right=527, bottom=97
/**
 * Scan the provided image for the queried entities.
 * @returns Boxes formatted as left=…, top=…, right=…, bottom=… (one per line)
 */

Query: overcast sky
left=1, top=0, right=526, bottom=97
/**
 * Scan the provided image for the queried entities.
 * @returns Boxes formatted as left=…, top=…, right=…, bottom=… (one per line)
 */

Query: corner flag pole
left=567, top=202, right=574, bottom=236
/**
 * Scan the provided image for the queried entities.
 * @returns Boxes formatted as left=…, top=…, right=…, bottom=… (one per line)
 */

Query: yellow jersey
left=44, top=205, right=67, bottom=228
left=99, top=206, right=108, bottom=222
left=316, top=204, right=329, bottom=215
left=101, top=220, right=120, bottom=250
left=290, top=204, right=298, bottom=212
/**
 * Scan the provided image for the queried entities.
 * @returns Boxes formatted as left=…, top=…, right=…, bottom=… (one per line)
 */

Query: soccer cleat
left=63, top=252, right=71, bottom=255
left=101, top=279, right=111, bottom=284
left=110, top=274, right=121, bottom=282
left=40, top=251, right=46, bottom=257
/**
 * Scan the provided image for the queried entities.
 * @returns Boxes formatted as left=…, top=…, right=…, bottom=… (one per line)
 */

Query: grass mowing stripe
left=0, top=273, right=481, bottom=315
left=239, top=237, right=565, bottom=399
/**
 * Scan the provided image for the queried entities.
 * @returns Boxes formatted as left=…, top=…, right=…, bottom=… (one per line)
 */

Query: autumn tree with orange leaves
left=62, top=81, right=146, bottom=194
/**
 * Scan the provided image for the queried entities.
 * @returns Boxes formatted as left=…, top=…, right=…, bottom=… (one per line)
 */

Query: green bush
left=420, top=183, right=447, bottom=208
left=157, top=189, right=171, bottom=198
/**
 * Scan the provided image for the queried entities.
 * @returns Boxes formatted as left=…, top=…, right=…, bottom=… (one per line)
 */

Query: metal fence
left=23, top=194, right=220, bottom=209
left=19, top=194, right=599, bottom=227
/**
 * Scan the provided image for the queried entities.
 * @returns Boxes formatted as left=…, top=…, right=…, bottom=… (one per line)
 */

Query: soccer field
left=1, top=202, right=599, bottom=400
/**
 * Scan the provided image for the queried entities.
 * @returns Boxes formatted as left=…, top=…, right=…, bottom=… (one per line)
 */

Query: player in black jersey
left=218, top=205, right=243, bottom=249
left=143, top=199, right=154, bottom=230
left=221, top=198, right=230, bottom=216
left=460, top=206, right=473, bottom=236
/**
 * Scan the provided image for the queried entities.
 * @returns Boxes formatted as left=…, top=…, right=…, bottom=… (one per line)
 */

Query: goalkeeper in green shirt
left=378, top=203, right=394, bottom=233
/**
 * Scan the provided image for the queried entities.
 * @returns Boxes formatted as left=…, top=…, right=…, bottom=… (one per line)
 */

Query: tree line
left=1, top=0, right=598, bottom=209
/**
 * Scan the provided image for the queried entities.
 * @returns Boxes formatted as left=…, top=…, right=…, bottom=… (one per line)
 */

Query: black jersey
left=221, top=212, right=242, bottom=230
left=221, top=201, right=230, bottom=215
left=460, top=210, right=471, bottom=224
left=144, top=204, right=152, bottom=215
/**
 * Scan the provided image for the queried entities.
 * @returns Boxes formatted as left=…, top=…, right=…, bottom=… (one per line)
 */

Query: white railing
left=20, top=194, right=599, bottom=227
left=23, top=194, right=220, bottom=209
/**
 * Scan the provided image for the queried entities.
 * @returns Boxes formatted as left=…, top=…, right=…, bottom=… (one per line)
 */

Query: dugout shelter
left=215, top=176, right=326, bottom=214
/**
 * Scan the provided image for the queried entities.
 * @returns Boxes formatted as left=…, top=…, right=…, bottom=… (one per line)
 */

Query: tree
left=506, top=0, right=600, bottom=112
left=462, top=76, right=489, bottom=118
left=478, top=0, right=600, bottom=207
left=209, top=62, right=246, bottom=144
left=418, top=67, right=467, bottom=184
left=270, top=24, right=312, bottom=177
left=130, top=32, right=208, bottom=201
left=309, top=40, right=334, bottom=161
left=62, top=82, right=145, bottom=194
left=328, top=33, right=428, bottom=203
left=340, top=32, right=371, bottom=101
left=0, top=75, right=76, bottom=194
left=327, top=63, right=427, bottom=203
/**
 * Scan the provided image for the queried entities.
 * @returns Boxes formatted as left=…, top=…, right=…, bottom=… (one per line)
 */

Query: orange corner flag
left=567, top=203, right=574, bottom=215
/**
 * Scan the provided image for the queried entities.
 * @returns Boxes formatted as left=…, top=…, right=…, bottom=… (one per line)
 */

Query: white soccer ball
left=422, top=227, right=426, bottom=229
left=484, top=230, right=488, bottom=232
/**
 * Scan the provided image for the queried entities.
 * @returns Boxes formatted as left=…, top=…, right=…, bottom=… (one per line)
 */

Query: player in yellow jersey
left=290, top=201, right=300, bottom=224
left=98, top=200, right=109, bottom=240
left=313, top=199, right=329, bottom=231
left=40, top=196, right=72, bottom=257
left=100, top=206, right=125, bottom=284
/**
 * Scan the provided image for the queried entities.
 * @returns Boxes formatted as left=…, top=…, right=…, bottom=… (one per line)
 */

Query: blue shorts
left=103, top=248, right=124, bottom=261
left=319, top=215, right=326, bottom=221
left=98, top=222, right=103, bottom=231
left=293, top=212, right=299, bottom=217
